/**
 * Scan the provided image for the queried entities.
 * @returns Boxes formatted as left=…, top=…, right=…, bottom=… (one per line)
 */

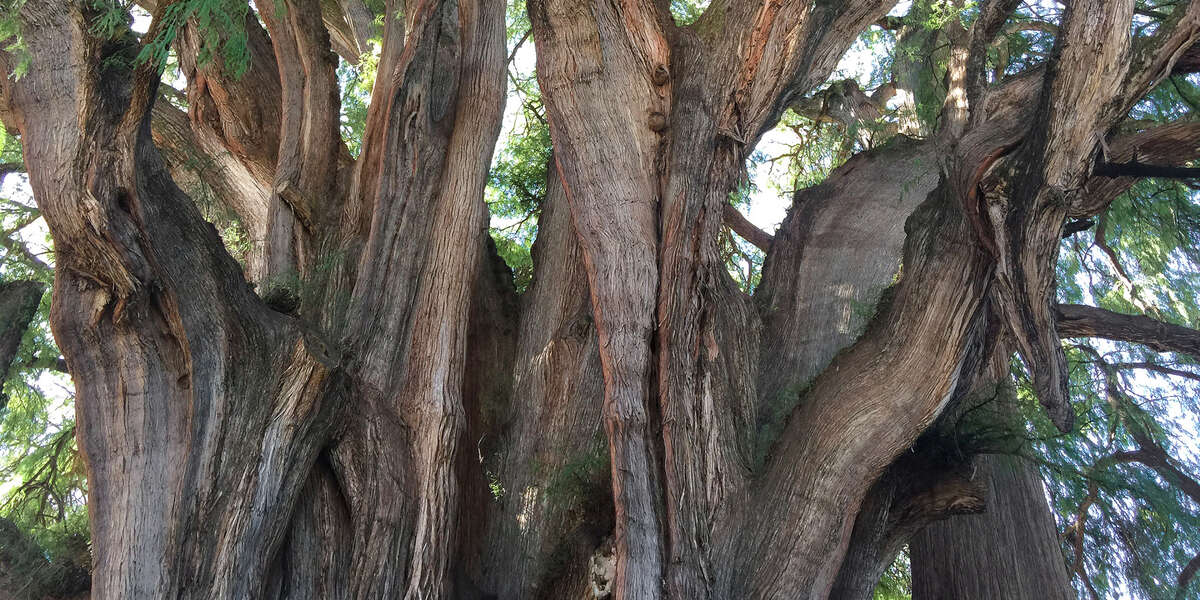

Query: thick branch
left=964, top=0, right=1022, bottom=125
left=1093, top=159, right=1200, bottom=179
left=150, top=95, right=271, bottom=267
left=1123, top=1, right=1200, bottom=105
left=722, top=203, right=773, bottom=251
left=984, top=0, right=1139, bottom=431
left=1076, top=121, right=1200, bottom=216
left=1055, top=303, right=1200, bottom=359
left=1109, top=440, right=1200, bottom=504
left=2, top=4, right=344, bottom=598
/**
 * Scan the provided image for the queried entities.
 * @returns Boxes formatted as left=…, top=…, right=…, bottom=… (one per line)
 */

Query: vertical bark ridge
left=529, top=3, right=670, bottom=595
left=333, top=1, right=507, bottom=597
left=0, top=4, right=344, bottom=598
left=652, top=3, right=901, bottom=593
left=910, top=452, right=1075, bottom=600
left=346, top=0, right=406, bottom=239
left=258, top=0, right=345, bottom=282
left=654, top=41, right=757, bottom=598
left=529, top=2, right=903, bottom=597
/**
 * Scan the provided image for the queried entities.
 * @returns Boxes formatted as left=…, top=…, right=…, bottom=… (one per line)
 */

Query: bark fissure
left=7, top=1, right=1199, bottom=599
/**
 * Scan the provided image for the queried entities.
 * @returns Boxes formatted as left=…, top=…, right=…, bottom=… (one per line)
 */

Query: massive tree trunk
left=910, top=452, right=1075, bottom=600
left=4, top=0, right=1200, bottom=598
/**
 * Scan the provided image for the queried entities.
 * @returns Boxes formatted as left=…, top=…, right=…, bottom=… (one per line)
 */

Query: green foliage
left=873, top=547, right=913, bottom=600
left=337, top=42, right=380, bottom=157
left=669, top=0, right=708, bottom=26
left=139, top=0, right=252, bottom=76
left=0, top=0, right=30, bottom=79
left=506, top=0, right=530, bottom=40
left=484, top=16, right=550, bottom=293
left=771, top=109, right=849, bottom=190
left=0, top=140, right=88, bottom=596
left=83, top=0, right=252, bottom=77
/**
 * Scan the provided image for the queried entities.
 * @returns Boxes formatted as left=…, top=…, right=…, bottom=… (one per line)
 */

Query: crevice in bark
left=474, top=165, right=613, bottom=599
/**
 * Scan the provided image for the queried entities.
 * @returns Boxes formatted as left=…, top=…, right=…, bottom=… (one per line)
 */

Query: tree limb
left=721, top=203, right=773, bottom=251
left=1110, top=361, right=1200, bottom=383
left=1077, top=121, right=1200, bottom=216
left=1093, top=160, right=1200, bottom=179
left=964, top=0, right=1023, bottom=124
left=1055, top=304, right=1200, bottom=359
left=0, top=280, right=43, bottom=384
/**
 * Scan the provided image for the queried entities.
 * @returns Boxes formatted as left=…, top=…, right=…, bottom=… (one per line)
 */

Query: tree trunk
left=910, top=453, right=1076, bottom=600
left=4, top=0, right=1200, bottom=599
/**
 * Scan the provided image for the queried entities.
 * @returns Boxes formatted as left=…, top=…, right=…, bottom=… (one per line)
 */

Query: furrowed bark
left=529, top=4, right=671, bottom=596
left=983, top=0, right=1134, bottom=432
left=746, top=176, right=994, bottom=599
left=476, top=168, right=610, bottom=598
left=531, top=1, right=899, bottom=595
left=257, top=0, right=344, bottom=282
left=11, top=1, right=1200, bottom=598
left=1, top=3, right=343, bottom=597
left=744, top=68, right=1041, bottom=599
left=345, top=0, right=405, bottom=237
left=827, top=305, right=1009, bottom=600
left=986, top=0, right=1200, bottom=431
left=756, top=64, right=1041, bottom=434
left=332, top=1, right=507, bottom=597
left=909, top=453, right=1075, bottom=600
left=265, top=461, right=353, bottom=600
left=150, top=98, right=271, bottom=276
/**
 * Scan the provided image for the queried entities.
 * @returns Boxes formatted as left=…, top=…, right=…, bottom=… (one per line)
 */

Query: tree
left=2, top=0, right=1200, bottom=598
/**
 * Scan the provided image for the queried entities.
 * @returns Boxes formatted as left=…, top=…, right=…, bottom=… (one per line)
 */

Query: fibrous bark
left=910, top=452, right=1075, bottom=600
left=5, top=1, right=1200, bottom=599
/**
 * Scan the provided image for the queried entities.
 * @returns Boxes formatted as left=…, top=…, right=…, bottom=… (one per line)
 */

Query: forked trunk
left=4, top=0, right=1200, bottom=598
